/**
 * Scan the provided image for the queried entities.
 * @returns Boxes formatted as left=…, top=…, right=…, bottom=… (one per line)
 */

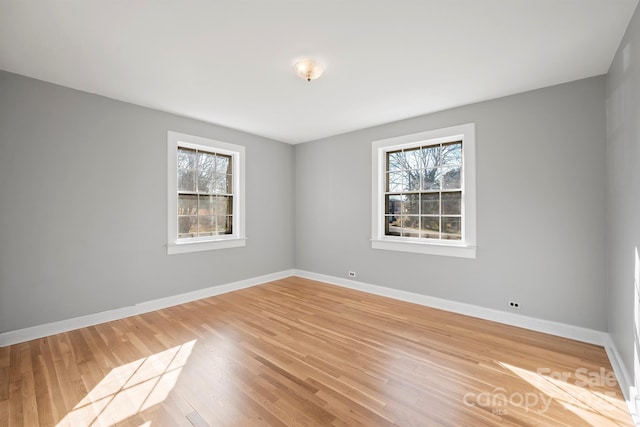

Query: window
left=167, top=131, right=246, bottom=254
left=371, top=123, right=476, bottom=258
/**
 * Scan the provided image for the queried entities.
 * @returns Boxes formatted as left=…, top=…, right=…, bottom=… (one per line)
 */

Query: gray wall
left=0, top=71, right=295, bottom=333
left=0, top=68, right=613, bottom=336
left=295, top=76, right=607, bottom=331
left=607, top=3, right=640, bottom=385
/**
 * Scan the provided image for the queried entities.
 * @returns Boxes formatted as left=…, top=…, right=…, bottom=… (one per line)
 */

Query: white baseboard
left=604, top=335, right=640, bottom=425
left=0, top=269, right=295, bottom=347
left=604, top=334, right=633, bottom=401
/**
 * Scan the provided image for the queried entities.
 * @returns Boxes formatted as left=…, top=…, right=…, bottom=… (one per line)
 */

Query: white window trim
left=167, top=131, right=246, bottom=255
left=371, top=123, right=477, bottom=259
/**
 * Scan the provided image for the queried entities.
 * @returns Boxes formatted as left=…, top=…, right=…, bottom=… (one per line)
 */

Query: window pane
left=198, top=195, right=214, bottom=215
left=442, top=216, right=461, bottom=239
left=442, top=191, right=462, bottom=215
left=178, top=216, right=197, bottom=236
left=199, top=195, right=232, bottom=215
left=178, top=194, right=197, bottom=215
left=178, top=169, right=196, bottom=192
left=442, top=142, right=462, bottom=166
left=197, top=170, right=215, bottom=193
left=402, top=216, right=420, bottom=237
left=198, top=216, right=214, bottom=235
left=216, top=154, right=232, bottom=174
left=386, top=194, right=403, bottom=215
left=422, top=146, right=441, bottom=168
left=214, top=173, right=231, bottom=194
left=404, top=148, right=422, bottom=170
left=403, top=194, right=420, bottom=215
left=216, top=215, right=233, bottom=234
left=177, top=148, right=196, bottom=169
left=442, top=167, right=461, bottom=189
left=420, top=216, right=440, bottom=239
left=214, top=196, right=232, bottom=215
left=385, top=215, right=402, bottom=236
left=421, top=193, right=439, bottom=215
left=405, top=170, right=421, bottom=191
left=422, top=168, right=441, bottom=190
left=198, top=151, right=216, bottom=172
left=387, top=150, right=404, bottom=172
left=387, top=172, right=403, bottom=192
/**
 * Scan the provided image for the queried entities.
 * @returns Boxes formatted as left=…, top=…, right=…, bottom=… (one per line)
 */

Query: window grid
left=384, top=141, right=463, bottom=241
left=177, top=147, right=233, bottom=239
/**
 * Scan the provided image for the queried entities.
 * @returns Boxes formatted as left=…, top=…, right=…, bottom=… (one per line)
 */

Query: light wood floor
left=0, top=276, right=632, bottom=426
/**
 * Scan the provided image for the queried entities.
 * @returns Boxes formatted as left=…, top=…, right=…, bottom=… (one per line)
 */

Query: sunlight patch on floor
left=499, top=361, right=629, bottom=425
left=56, top=340, right=196, bottom=426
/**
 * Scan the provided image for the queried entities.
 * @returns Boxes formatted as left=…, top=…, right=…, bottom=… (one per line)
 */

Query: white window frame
left=167, top=131, right=246, bottom=255
left=371, top=123, right=476, bottom=259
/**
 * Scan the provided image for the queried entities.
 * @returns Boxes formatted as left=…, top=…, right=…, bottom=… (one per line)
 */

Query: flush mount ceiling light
left=293, top=59, right=324, bottom=82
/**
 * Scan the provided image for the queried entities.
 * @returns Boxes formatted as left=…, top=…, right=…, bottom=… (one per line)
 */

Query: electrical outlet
left=348, top=271, right=356, bottom=278
left=509, top=301, right=521, bottom=310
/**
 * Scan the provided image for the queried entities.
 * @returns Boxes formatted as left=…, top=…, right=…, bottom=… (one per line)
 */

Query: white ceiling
left=0, top=1, right=637, bottom=144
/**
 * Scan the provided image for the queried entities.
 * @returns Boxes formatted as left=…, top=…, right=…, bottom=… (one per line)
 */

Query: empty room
left=2, top=1, right=640, bottom=425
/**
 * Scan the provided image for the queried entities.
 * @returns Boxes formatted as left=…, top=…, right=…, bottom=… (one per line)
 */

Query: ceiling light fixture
left=293, top=59, right=324, bottom=82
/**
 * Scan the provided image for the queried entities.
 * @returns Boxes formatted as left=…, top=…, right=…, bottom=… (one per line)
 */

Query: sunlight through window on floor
left=56, top=340, right=196, bottom=426
left=499, top=361, right=628, bottom=425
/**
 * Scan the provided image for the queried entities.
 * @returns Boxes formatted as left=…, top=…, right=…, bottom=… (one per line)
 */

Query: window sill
left=371, top=238, right=476, bottom=259
left=167, top=237, right=247, bottom=255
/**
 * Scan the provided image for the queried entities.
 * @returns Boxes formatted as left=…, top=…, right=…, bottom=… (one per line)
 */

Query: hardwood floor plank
left=19, top=344, right=39, bottom=426
left=0, top=276, right=632, bottom=426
